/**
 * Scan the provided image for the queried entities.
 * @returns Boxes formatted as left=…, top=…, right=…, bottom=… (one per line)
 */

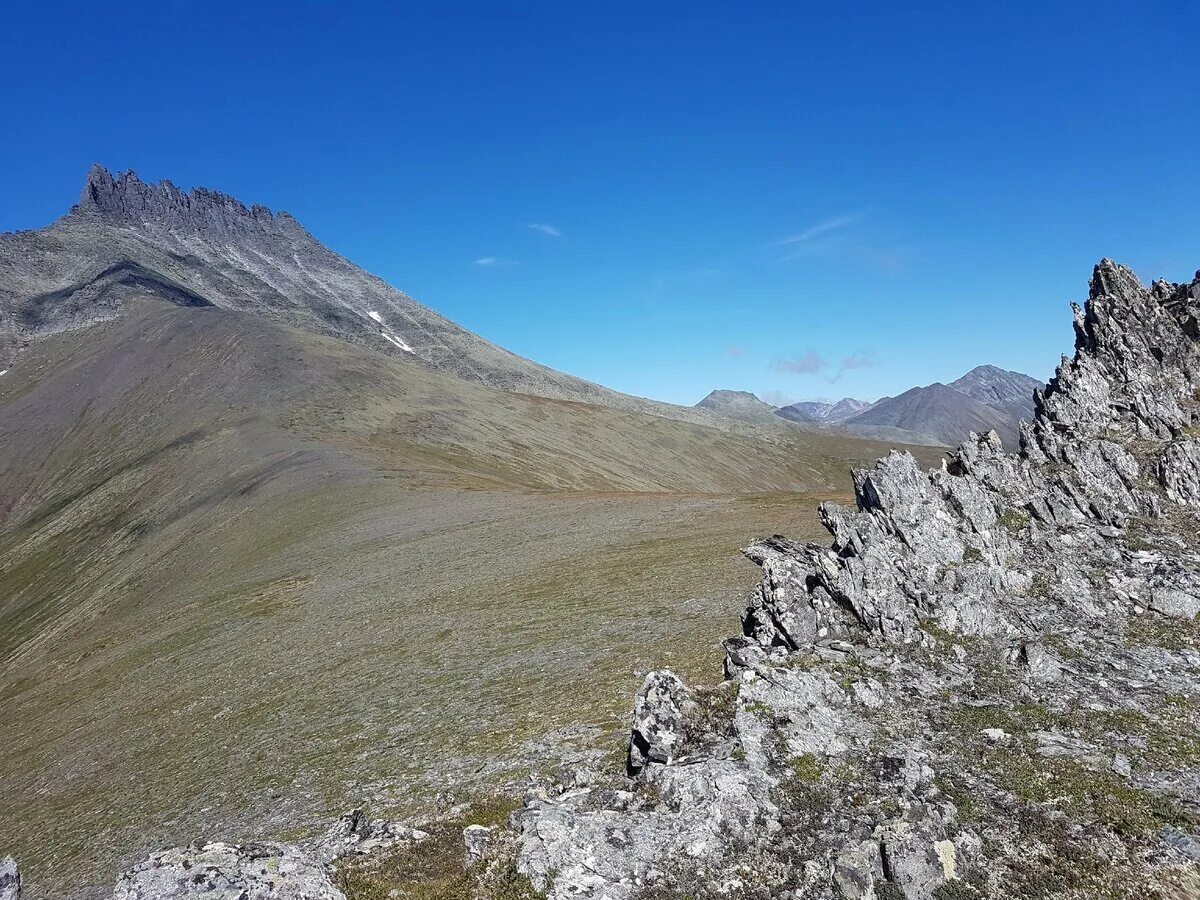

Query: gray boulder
left=628, top=670, right=692, bottom=774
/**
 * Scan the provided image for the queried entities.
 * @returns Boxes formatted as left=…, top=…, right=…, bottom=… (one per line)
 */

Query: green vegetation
left=334, top=797, right=543, bottom=900
left=1125, top=611, right=1200, bottom=651
left=998, top=508, right=1030, bottom=536
left=683, top=682, right=739, bottom=747
left=787, top=752, right=824, bottom=783
left=943, top=698, right=1193, bottom=839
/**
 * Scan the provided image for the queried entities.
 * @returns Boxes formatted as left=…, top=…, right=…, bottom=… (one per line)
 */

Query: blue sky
left=2, top=1, right=1198, bottom=406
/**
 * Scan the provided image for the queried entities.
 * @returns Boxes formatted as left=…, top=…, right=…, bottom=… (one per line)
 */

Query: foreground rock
left=514, top=262, right=1200, bottom=899
left=0, top=857, right=19, bottom=900
left=111, top=843, right=343, bottom=900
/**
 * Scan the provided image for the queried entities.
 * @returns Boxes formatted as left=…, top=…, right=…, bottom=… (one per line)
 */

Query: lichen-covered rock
left=111, top=842, right=343, bottom=900
left=306, top=809, right=428, bottom=864
left=628, top=670, right=692, bottom=774
left=463, top=825, right=492, bottom=866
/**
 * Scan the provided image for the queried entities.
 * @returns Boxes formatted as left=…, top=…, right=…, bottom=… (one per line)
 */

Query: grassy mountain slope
left=0, top=300, right=941, bottom=898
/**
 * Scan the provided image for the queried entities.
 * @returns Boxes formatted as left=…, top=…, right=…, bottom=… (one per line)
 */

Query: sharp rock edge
left=6, top=261, right=1200, bottom=899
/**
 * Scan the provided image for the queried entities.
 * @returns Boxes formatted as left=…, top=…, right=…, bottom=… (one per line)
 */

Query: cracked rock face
left=514, top=262, right=1200, bottom=899
left=628, top=671, right=692, bottom=773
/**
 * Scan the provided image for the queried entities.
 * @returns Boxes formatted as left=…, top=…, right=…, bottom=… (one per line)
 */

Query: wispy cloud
left=772, top=212, right=863, bottom=248
left=770, top=349, right=877, bottom=383
left=769, top=211, right=915, bottom=270
left=474, top=256, right=519, bottom=267
left=727, top=345, right=746, bottom=358
left=771, top=351, right=828, bottom=374
left=526, top=223, right=562, bottom=238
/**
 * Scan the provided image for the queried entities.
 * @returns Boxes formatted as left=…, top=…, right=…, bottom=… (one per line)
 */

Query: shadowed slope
left=845, top=381, right=1022, bottom=448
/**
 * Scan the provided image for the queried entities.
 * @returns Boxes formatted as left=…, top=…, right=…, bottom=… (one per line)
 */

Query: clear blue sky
left=2, top=1, right=1198, bottom=406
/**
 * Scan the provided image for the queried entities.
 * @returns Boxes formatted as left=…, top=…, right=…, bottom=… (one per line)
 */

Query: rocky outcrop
left=627, top=671, right=692, bottom=773
left=514, top=262, right=1200, bottom=899
left=76, top=164, right=305, bottom=240
left=305, top=809, right=429, bottom=864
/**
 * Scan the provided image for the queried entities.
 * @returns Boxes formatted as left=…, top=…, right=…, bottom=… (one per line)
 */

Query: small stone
left=1112, top=754, right=1132, bottom=777
left=981, top=728, right=1008, bottom=744
left=463, top=825, right=492, bottom=867
left=628, top=670, right=691, bottom=774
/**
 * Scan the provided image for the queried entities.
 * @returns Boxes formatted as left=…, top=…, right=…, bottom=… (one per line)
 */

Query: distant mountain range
left=700, top=365, right=1044, bottom=449
left=777, top=397, right=873, bottom=424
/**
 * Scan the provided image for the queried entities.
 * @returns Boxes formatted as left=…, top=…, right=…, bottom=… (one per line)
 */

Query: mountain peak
left=694, top=390, right=783, bottom=424
left=74, top=164, right=303, bottom=238
left=948, top=364, right=1042, bottom=407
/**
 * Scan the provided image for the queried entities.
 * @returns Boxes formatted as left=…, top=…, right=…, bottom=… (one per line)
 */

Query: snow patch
left=0, top=369, right=7, bottom=376
left=367, top=311, right=384, bottom=324
left=381, top=331, right=414, bottom=353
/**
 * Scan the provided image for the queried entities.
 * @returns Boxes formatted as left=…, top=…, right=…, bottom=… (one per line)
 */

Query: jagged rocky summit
left=6, top=260, right=1200, bottom=898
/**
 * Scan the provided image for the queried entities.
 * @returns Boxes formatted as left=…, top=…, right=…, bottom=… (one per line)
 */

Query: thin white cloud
left=526, top=223, right=562, bottom=238
left=773, top=212, right=863, bottom=247
left=759, top=389, right=798, bottom=407
left=474, top=256, right=519, bottom=267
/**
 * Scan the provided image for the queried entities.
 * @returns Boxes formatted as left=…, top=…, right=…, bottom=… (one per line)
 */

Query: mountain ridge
left=703, top=365, right=1042, bottom=449
left=0, top=165, right=739, bottom=430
